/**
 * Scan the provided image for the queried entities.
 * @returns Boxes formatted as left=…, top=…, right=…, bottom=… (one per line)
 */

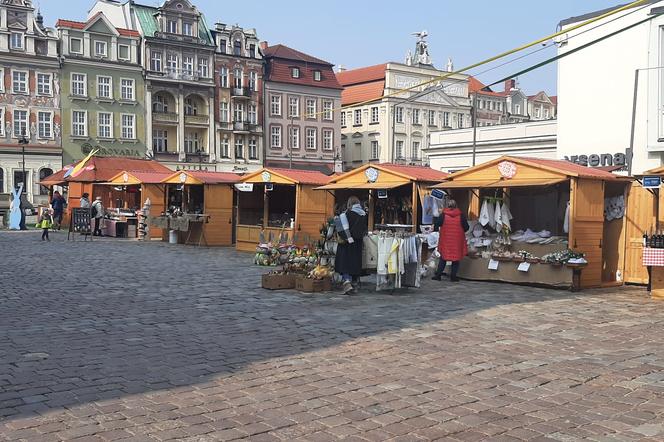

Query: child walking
left=38, top=208, right=53, bottom=241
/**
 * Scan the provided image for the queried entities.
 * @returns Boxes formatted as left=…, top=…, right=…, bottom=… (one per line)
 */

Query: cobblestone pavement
left=1, top=231, right=664, bottom=441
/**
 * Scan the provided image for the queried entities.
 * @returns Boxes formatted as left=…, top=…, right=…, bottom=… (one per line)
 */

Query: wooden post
left=368, top=190, right=375, bottom=231
left=263, top=184, right=269, bottom=229
left=469, top=189, right=480, bottom=219
left=411, top=182, right=418, bottom=233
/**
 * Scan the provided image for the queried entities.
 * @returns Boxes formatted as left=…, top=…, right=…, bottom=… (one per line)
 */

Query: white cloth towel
left=479, top=200, right=490, bottom=227
left=501, top=202, right=513, bottom=231
left=494, top=201, right=503, bottom=232
left=563, top=201, right=570, bottom=233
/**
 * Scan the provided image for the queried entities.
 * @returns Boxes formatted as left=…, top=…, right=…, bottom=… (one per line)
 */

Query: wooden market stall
left=100, top=170, right=172, bottom=239
left=235, top=168, right=334, bottom=252
left=316, top=163, right=449, bottom=233
left=433, top=156, right=631, bottom=290
left=158, top=170, right=238, bottom=246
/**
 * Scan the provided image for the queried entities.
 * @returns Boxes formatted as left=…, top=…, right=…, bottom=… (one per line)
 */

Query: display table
left=458, top=257, right=575, bottom=289
left=643, top=248, right=664, bottom=299
left=101, top=219, right=128, bottom=238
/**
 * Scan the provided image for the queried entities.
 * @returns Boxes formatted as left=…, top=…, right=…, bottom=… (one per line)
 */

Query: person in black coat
left=335, top=196, right=368, bottom=294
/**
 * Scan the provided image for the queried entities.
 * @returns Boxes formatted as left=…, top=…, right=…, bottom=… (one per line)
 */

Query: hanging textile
left=563, top=201, right=570, bottom=234
left=422, top=195, right=434, bottom=225
left=479, top=200, right=491, bottom=227
left=494, top=201, right=503, bottom=232
left=501, top=202, right=513, bottom=231
left=362, top=235, right=378, bottom=269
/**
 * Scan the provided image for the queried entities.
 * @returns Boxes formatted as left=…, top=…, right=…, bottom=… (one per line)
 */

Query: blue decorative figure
left=8, top=184, right=23, bottom=230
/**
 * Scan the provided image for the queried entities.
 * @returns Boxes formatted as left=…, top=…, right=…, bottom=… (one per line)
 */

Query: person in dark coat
left=335, top=196, right=368, bottom=294
left=50, top=191, right=66, bottom=230
left=433, top=199, right=469, bottom=282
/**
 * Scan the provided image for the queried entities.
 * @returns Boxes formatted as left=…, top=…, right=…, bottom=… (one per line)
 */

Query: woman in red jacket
left=433, top=199, right=469, bottom=282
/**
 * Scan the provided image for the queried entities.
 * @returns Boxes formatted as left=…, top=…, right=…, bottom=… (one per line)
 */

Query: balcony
left=231, top=87, right=252, bottom=98
left=185, top=151, right=210, bottom=164
left=153, top=111, right=179, bottom=124
left=233, top=121, right=250, bottom=132
left=184, top=114, right=210, bottom=126
left=149, top=68, right=213, bottom=83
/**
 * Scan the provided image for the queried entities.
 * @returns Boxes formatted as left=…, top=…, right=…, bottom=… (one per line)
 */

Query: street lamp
left=18, top=130, right=29, bottom=230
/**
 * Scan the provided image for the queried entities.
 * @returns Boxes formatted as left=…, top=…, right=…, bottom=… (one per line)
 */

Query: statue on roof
left=446, top=57, right=454, bottom=72
left=407, top=30, right=432, bottom=66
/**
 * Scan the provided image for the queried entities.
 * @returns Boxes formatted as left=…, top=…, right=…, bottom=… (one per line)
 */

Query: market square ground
left=1, top=231, right=664, bottom=441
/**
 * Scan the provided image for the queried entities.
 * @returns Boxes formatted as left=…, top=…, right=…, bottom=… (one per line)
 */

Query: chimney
left=260, top=41, right=268, bottom=51
left=337, top=65, right=346, bottom=73
left=504, top=79, right=516, bottom=93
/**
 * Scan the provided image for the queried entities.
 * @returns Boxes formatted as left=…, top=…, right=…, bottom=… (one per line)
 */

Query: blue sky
left=38, top=0, right=624, bottom=95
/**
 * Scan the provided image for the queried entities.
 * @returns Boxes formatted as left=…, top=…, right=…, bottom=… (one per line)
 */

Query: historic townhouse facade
left=0, top=0, right=59, bottom=204
left=212, top=23, right=263, bottom=173
left=93, top=0, right=216, bottom=171
left=56, top=12, right=145, bottom=166
left=263, top=44, right=342, bottom=173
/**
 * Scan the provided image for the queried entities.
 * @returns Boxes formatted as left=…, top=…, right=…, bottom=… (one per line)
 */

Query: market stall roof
left=432, top=156, right=627, bottom=189
left=316, top=163, right=449, bottom=190
left=104, top=171, right=173, bottom=185
left=161, top=170, right=240, bottom=185
left=641, top=165, right=664, bottom=175
left=40, top=157, right=172, bottom=185
left=240, top=167, right=331, bottom=186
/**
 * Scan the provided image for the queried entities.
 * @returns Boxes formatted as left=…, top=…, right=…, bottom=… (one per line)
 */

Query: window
left=38, top=112, right=52, bottom=139
left=370, top=141, right=379, bottom=160
left=37, top=73, right=51, bottom=96
left=313, top=70, right=322, bottom=81
left=219, top=39, right=226, bottom=54
left=233, top=68, right=242, bottom=88
left=289, top=126, right=300, bottom=149
left=248, top=104, right=257, bottom=124
left=323, top=100, right=333, bottom=121
left=71, top=73, right=86, bottom=96
left=97, top=112, right=112, bottom=138
left=396, top=107, right=403, bottom=123
left=39, top=168, right=53, bottom=195
left=0, top=168, right=3, bottom=193
left=271, top=95, right=281, bottom=116
left=497, top=102, right=502, bottom=112
left=72, top=110, right=87, bottom=137
left=0, top=108, right=4, bottom=135
left=306, top=128, right=317, bottom=150
left=220, top=138, right=229, bottom=157
left=544, top=109, right=550, bottom=119
left=13, top=110, right=27, bottom=138
left=153, top=129, right=168, bottom=152
left=118, top=44, right=130, bottom=60
left=291, top=67, right=300, bottom=78
left=95, top=41, right=107, bottom=57
left=288, top=97, right=299, bottom=118
left=443, top=112, right=450, bottom=127
left=428, top=110, right=436, bottom=126
left=479, top=100, right=484, bottom=109
left=249, top=44, right=256, bottom=58
left=515, top=104, right=521, bottom=114
left=167, top=20, right=177, bottom=34
left=354, top=109, right=361, bottom=125
left=185, top=98, right=198, bottom=116
left=306, top=99, right=316, bottom=118
left=233, top=102, right=243, bottom=122
left=198, top=58, right=209, bottom=78
left=412, top=109, right=420, bottom=125
left=153, top=95, right=169, bottom=113
left=70, top=37, right=82, bottom=54
left=97, top=76, right=112, bottom=99
left=271, top=125, right=281, bottom=148
left=10, top=32, right=23, bottom=50
left=249, top=71, right=257, bottom=91
left=121, top=114, right=135, bottom=139
left=166, top=54, right=178, bottom=72
left=121, top=79, right=135, bottom=101
left=235, top=137, right=244, bottom=158
left=182, top=22, right=193, bottom=36
left=219, top=102, right=229, bottom=122
left=183, top=56, right=194, bottom=74
left=249, top=138, right=258, bottom=159
left=219, top=67, right=229, bottom=88
left=457, top=113, right=464, bottom=129
left=412, top=141, right=420, bottom=159
left=0, top=69, right=3, bottom=92
left=184, top=131, right=200, bottom=153
left=341, top=111, right=346, bottom=127
left=534, top=107, right=541, bottom=118
left=323, top=129, right=333, bottom=150
left=12, top=70, right=27, bottom=94
left=151, top=51, right=162, bottom=71
left=234, top=40, right=242, bottom=56
left=396, top=140, right=404, bottom=159
left=371, top=106, right=379, bottom=124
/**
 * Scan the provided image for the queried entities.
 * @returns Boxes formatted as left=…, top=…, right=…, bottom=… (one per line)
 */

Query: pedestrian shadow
left=0, top=232, right=643, bottom=423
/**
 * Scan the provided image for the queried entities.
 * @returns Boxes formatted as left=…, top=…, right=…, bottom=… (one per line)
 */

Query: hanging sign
left=261, top=171, right=272, bottom=182
left=497, top=161, right=518, bottom=179
left=517, top=262, right=531, bottom=272
left=488, top=259, right=499, bottom=270
left=179, top=172, right=187, bottom=183
left=643, top=176, right=662, bottom=189
left=122, top=172, right=129, bottom=183
left=377, top=189, right=388, bottom=199
left=365, top=167, right=379, bottom=183
left=234, top=183, right=254, bottom=192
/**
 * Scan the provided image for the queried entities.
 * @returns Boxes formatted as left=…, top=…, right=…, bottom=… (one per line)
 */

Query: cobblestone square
left=1, top=231, right=664, bottom=441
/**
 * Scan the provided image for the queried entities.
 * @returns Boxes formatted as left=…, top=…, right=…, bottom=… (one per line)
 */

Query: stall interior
left=166, top=184, right=205, bottom=215
left=238, top=184, right=296, bottom=229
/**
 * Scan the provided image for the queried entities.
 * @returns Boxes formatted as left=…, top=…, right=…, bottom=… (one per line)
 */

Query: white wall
left=557, top=2, right=664, bottom=174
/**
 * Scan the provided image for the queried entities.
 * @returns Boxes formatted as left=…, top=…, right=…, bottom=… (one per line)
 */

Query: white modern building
left=557, top=0, right=664, bottom=174
left=425, top=120, right=557, bottom=173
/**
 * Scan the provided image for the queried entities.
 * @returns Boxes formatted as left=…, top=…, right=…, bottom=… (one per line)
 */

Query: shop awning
left=432, top=177, right=568, bottom=189
left=315, top=181, right=407, bottom=190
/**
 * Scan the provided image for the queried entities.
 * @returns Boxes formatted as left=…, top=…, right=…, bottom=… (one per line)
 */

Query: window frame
left=305, top=98, right=317, bottom=119
left=220, top=137, right=230, bottom=158
left=354, top=109, right=362, bottom=126
left=219, top=66, right=228, bottom=88
left=305, top=127, right=317, bottom=150
left=71, top=72, right=87, bottom=97
left=219, top=101, right=229, bottom=122
left=167, top=20, right=178, bottom=34
left=12, top=69, right=28, bottom=94
left=37, top=111, right=53, bottom=139
left=150, top=51, right=163, bottom=71
left=412, top=141, right=420, bottom=159
left=118, top=44, right=130, bottom=61
left=288, top=96, right=300, bottom=118
left=198, top=58, right=209, bottom=78
left=0, top=107, right=5, bottom=136
left=153, top=128, right=168, bottom=152
left=322, top=128, right=333, bottom=151
left=289, top=125, right=300, bottom=150
left=70, top=37, right=83, bottom=54
left=291, top=67, right=300, bottom=78
left=323, top=100, right=333, bottom=121
left=270, top=125, right=282, bottom=148
left=370, top=140, right=379, bottom=160
left=396, top=140, right=404, bottom=159
left=270, top=94, right=282, bottom=117
left=234, top=136, right=244, bottom=159
left=97, top=112, right=113, bottom=139
left=97, top=75, right=113, bottom=100
left=13, top=109, right=28, bottom=139
left=10, top=32, right=24, bottom=50
left=121, top=114, right=136, bottom=140
left=36, top=72, right=52, bottom=96
left=71, top=110, right=88, bottom=137
left=313, top=70, right=322, bottom=81
left=120, top=78, right=135, bottom=101
left=248, top=138, right=258, bottom=160
left=182, top=21, right=193, bottom=36
left=395, top=106, right=403, bottom=124
left=341, top=111, right=346, bottom=127
left=94, top=40, right=108, bottom=58
left=370, top=106, right=379, bottom=124
left=412, top=108, right=420, bottom=125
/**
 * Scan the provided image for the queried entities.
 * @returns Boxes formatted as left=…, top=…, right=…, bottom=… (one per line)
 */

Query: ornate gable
left=161, top=0, right=197, bottom=15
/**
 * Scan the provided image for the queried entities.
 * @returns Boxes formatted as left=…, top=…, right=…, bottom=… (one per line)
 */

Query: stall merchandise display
left=604, top=195, right=625, bottom=221
left=373, top=231, right=423, bottom=291
left=375, top=196, right=413, bottom=226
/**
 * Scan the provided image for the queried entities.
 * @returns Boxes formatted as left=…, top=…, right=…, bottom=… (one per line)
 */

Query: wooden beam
left=412, top=183, right=418, bottom=234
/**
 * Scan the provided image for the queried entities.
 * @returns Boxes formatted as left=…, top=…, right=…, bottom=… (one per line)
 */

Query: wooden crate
left=261, top=273, right=296, bottom=290
left=295, top=276, right=332, bottom=293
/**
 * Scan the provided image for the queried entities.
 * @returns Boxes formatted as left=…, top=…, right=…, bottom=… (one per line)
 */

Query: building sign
left=234, top=183, right=254, bottom=192
left=392, top=75, right=467, bottom=98
left=497, top=161, right=517, bottom=179
left=261, top=171, right=271, bottom=182
left=365, top=167, right=379, bottom=182
left=81, top=142, right=142, bottom=158
left=233, top=165, right=249, bottom=172
left=643, top=176, right=662, bottom=189
left=564, top=153, right=627, bottom=168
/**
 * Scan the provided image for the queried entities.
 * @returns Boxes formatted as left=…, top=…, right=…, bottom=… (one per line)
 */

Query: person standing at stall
left=80, top=193, right=91, bottom=208
left=335, top=196, right=368, bottom=294
left=91, top=196, right=104, bottom=236
left=433, top=199, right=469, bottom=282
left=50, top=191, right=66, bottom=230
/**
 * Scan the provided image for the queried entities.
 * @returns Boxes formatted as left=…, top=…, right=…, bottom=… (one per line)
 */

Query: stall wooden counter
left=316, top=163, right=449, bottom=233
left=433, top=156, right=631, bottom=290
left=236, top=168, right=334, bottom=252
left=160, top=170, right=238, bottom=246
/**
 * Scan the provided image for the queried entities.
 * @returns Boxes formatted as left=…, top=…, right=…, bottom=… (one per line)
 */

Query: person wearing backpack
left=91, top=196, right=104, bottom=236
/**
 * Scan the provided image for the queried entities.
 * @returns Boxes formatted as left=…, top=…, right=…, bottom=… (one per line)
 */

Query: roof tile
left=378, top=163, right=449, bottom=182
left=341, top=81, right=385, bottom=106
left=336, top=64, right=387, bottom=86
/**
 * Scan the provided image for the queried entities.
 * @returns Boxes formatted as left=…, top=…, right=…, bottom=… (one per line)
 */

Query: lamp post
left=18, top=130, right=29, bottom=230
